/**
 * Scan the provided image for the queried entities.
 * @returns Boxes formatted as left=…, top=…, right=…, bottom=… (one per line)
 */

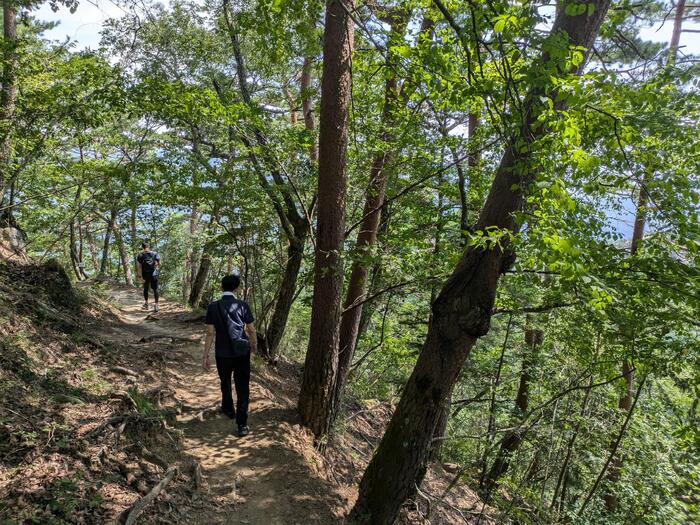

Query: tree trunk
left=348, top=3, right=611, bottom=522
left=669, top=0, right=686, bottom=66
left=455, top=112, right=480, bottom=242
left=69, top=220, right=86, bottom=280
left=331, top=8, right=409, bottom=423
left=0, top=0, right=18, bottom=213
left=99, top=209, right=118, bottom=278
left=264, top=232, right=306, bottom=359
left=130, top=205, right=139, bottom=277
left=113, top=218, right=134, bottom=286
left=86, top=224, right=100, bottom=273
left=298, top=0, right=354, bottom=442
left=189, top=251, right=212, bottom=308
left=428, top=165, right=449, bottom=461
left=301, top=56, right=319, bottom=164
left=183, top=205, right=200, bottom=302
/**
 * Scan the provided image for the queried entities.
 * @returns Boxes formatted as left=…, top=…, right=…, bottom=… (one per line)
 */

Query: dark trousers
left=215, top=354, right=250, bottom=426
left=143, top=273, right=159, bottom=302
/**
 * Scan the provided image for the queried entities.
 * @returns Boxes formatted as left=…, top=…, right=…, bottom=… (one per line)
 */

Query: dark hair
left=141, top=241, right=150, bottom=249
left=221, top=274, right=240, bottom=292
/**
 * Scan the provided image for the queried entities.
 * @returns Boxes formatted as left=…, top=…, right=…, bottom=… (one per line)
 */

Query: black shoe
left=237, top=425, right=249, bottom=437
left=220, top=407, right=235, bottom=419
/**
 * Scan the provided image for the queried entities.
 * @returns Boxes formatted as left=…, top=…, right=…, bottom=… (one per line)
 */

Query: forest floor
left=1, top=260, right=493, bottom=524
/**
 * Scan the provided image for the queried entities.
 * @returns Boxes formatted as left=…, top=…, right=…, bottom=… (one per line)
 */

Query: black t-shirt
left=137, top=251, right=160, bottom=274
left=205, top=295, right=255, bottom=357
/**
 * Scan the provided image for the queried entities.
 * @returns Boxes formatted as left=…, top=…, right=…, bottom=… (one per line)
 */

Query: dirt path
left=101, top=287, right=350, bottom=525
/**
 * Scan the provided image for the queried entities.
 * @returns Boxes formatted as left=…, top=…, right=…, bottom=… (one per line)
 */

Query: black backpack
left=140, top=252, right=158, bottom=273
left=216, top=300, right=251, bottom=358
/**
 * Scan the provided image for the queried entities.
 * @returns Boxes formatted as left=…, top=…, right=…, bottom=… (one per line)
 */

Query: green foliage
left=3, top=0, right=698, bottom=523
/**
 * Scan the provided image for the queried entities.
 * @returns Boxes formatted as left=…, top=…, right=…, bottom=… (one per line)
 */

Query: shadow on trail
left=178, top=405, right=347, bottom=525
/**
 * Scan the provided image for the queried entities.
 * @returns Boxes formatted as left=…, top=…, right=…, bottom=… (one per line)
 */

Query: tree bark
left=99, top=209, right=118, bottom=278
left=189, top=250, right=212, bottom=308
left=264, top=231, right=306, bottom=358
left=130, top=204, right=139, bottom=277
left=113, top=218, right=134, bottom=286
left=298, top=0, right=354, bottom=441
left=183, top=205, right=200, bottom=301
left=331, top=7, right=408, bottom=424
left=301, top=56, right=319, bottom=164
left=348, top=3, right=611, bottom=522
left=69, top=220, right=86, bottom=281
left=0, top=0, right=18, bottom=213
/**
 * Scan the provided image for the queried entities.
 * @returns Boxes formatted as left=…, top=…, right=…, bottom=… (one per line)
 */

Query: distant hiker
left=202, top=274, right=257, bottom=437
left=136, top=242, right=161, bottom=313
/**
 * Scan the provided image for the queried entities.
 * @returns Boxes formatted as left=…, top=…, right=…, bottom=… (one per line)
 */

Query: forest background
left=0, top=0, right=698, bottom=523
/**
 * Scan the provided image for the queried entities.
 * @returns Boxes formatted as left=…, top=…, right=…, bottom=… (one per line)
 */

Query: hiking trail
left=99, top=286, right=352, bottom=524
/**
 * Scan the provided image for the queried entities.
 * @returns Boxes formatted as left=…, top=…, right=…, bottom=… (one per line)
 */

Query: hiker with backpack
left=202, top=274, right=257, bottom=437
left=136, top=242, right=161, bottom=312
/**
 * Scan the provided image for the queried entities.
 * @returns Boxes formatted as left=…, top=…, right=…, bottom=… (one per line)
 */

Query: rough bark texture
left=69, top=220, right=86, bottom=280
left=301, top=57, right=318, bottom=164
left=113, top=219, right=134, bottom=286
left=331, top=8, right=408, bottom=423
left=99, top=209, right=118, bottom=278
left=348, top=3, right=611, bottom=522
left=298, top=0, right=354, bottom=441
left=264, top=230, right=306, bottom=357
left=0, top=0, right=18, bottom=211
left=189, top=251, right=212, bottom=308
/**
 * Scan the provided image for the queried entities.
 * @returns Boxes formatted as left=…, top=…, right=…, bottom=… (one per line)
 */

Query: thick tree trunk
left=348, top=4, right=611, bottom=522
left=298, top=0, right=354, bottom=441
left=0, top=0, right=18, bottom=212
left=113, top=218, right=134, bottom=286
left=331, top=9, right=408, bottom=423
left=99, top=209, right=118, bottom=278
left=264, top=232, right=306, bottom=359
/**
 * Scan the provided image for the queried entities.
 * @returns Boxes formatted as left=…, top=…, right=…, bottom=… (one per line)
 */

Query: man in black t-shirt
left=202, top=274, right=257, bottom=437
left=136, top=242, right=161, bottom=312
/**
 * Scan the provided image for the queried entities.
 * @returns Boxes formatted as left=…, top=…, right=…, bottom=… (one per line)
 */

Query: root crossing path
left=102, top=286, right=351, bottom=524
